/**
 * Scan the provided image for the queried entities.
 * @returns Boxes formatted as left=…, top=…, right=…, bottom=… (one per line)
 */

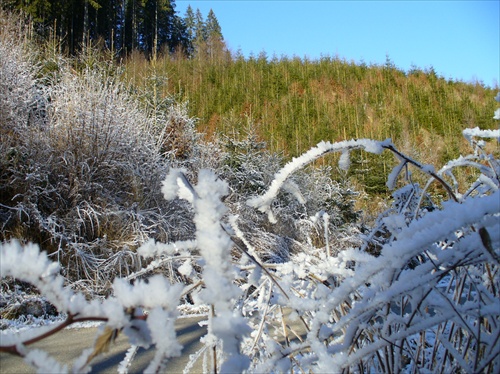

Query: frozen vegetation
left=1, top=11, right=499, bottom=374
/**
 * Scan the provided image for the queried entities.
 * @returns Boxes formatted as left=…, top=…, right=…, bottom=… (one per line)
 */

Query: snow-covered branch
left=247, top=138, right=391, bottom=223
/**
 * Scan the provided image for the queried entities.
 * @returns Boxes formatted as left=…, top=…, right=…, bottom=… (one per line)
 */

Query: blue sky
left=175, top=1, right=499, bottom=87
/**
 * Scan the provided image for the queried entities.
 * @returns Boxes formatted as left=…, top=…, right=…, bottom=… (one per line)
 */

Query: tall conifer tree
left=205, top=9, right=222, bottom=40
left=183, top=5, right=195, bottom=56
left=205, top=8, right=224, bottom=59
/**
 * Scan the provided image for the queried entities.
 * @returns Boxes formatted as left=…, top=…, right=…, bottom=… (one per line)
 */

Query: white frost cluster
left=0, top=241, right=72, bottom=312
left=463, top=127, right=500, bottom=143
left=247, top=138, right=392, bottom=223
left=137, top=238, right=197, bottom=258
left=113, top=276, right=183, bottom=310
left=144, top=307, right=182, bottom=373
left=161, top=167, right=196, bottom=202
left=155, top=168, right=251, bottom=372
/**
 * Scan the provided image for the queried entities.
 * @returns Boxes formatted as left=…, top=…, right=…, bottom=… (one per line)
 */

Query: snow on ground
left=0, top=291, right=209, bottom=335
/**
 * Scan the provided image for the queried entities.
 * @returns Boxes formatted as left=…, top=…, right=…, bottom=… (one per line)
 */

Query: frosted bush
left=0, top=12, right=39, bottom=133
left=0, top=24, right=198, bottom=295
left=212, top=129, right=363, bottom=262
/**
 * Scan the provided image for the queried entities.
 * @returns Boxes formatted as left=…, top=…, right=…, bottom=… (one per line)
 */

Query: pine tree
left=183, top=5, right=195, bottom=56
left=204, top=9, right=225, bottom=61
left=95, top=0, right=123, bottom=52
left=140, top=0, right=172, bottom=56
left=123, top=0, right=140, bottom=52
left=5, top=0, right=52, bottom=22
left=169, top=11, right=189, bottom=55
left=194, top=8, right=206, bottom=45
left=205, top=9, right=222, bottom=41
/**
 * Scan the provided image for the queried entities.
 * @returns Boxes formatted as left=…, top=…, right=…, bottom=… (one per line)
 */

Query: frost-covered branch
left=247, top=138, right=391, bottom=223
left=145, top=168, right=252, bottom=372
left=0, top=240, right=183, bottom=372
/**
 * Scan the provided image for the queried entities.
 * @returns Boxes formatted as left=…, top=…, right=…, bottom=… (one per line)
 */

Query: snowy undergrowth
left=0, top=16, right=199, bottom=297
left=1, top=112, right=499, bottom=372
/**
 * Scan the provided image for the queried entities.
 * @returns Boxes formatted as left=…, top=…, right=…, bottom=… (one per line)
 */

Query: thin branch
left=222, top=223, right=310, bottom=333
left=0, top=312, right=147, bottom=356
left=382, top=144, right=458, bottom=202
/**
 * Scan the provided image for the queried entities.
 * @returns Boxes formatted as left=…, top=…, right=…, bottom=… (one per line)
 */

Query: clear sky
left=175, top=0, right=499, bottom=87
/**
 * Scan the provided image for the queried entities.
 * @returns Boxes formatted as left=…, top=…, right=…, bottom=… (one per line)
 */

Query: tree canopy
left=2, top=0, right=224, bottom=57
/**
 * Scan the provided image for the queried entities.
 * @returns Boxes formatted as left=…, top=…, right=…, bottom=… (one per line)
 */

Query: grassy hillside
left=123, top=50, right=498, bottom=193
left=124, top=50, right=497, bottom=153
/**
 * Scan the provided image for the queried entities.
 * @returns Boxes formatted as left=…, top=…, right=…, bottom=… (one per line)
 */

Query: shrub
left=0, top=16, right=197, bottom=295
left=214, top=126, right=362, bottom=262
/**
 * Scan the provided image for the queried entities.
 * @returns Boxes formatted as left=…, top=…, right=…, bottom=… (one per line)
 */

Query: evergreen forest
left=1, top=0, right=223, bottom=56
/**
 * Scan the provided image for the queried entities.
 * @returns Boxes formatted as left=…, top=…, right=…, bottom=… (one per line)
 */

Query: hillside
left=122, top=49, right=498, bottom=194
left=124, top=50, right=497, bottom=156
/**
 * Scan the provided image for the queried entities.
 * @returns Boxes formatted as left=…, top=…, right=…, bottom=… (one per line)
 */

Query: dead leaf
left=84, top=326, right=120, bottom=366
